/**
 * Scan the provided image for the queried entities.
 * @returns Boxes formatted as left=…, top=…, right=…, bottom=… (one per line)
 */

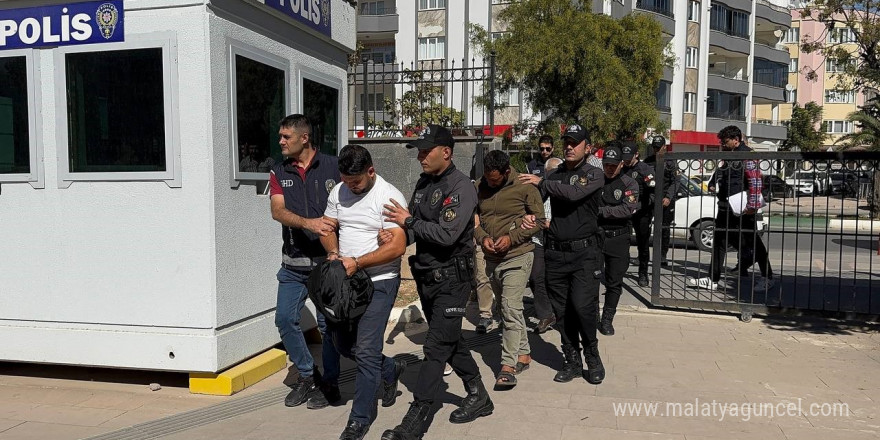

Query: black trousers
left=545, top=244, right=602, bottom=351
left=529, top=244, right=554, bottom=320
left=412, top=271, right=480, bottom=404
left=602, top=233, right=630, bottom=314
left=634, top=204, right=673, bottom=273
left=710, top=208, right=772, bottom=282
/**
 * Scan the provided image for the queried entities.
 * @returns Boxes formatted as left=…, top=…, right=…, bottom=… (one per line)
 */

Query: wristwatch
left=404, top=216, right=415, bottom=229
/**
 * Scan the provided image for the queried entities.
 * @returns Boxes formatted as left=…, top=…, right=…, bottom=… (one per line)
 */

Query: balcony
left=709, top=31, right=751, bottom=56
left=752, top=83, right=786, bottom=102
left=750, top=118, right=788, bottom=140
left=706, top=114, right=747, bottom=134
left=755, top=0, right=791, bottom=28
left=635, top=0, right=675, bottom=35
left=754, top=42, right=790, bottom=65
left=358, top=8, right=399, bottom=35
left=707, top=71, right=749, bottom=95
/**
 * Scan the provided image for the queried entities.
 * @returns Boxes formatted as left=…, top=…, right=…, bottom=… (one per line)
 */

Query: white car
left=784, top=171, right=828, bottom=196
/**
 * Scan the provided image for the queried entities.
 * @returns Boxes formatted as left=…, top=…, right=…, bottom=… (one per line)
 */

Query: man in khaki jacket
left=474, top=150, right=545, bottom=389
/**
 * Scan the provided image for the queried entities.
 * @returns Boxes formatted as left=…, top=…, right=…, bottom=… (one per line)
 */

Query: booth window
left=235, top=55, right=285, bottom=174
left=303, top=78, right=339, bottom=156
left=65, top=48, right=166, bottom=173
left=0, top=56, right=29, bottom=175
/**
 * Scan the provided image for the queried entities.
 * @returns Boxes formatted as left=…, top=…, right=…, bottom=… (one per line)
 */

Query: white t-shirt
left=324, top=175, right=407, bottom=281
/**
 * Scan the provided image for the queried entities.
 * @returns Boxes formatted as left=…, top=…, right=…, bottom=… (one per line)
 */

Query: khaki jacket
left=474, top=170, right=545, bottom=261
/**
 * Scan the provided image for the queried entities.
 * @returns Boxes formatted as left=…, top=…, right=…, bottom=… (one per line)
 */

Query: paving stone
left=5, top=404, right=124, bottom=427
left=0, top=421, right=107, bottom=440
left=0, top=420, right=24, bottom=434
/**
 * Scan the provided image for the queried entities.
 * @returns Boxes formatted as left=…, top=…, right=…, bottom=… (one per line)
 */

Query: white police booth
left=0, top=0, right=354, bottom=372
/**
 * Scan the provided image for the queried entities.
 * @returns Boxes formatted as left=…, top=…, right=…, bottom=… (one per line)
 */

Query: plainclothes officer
left=597, top=143, right=640, bottom=336
left=381, top=125, right=493, bottom=440
left=525, top=134, right=557, bottom=332
left=643, top=135, right=679, bottom=266
left=527, top=134, right=556, bottom=177
left=268, top=114, right=340, bottom=408
left=519, top=123, right=606, bottom=385
left=621, top=141, right=656, bottom=287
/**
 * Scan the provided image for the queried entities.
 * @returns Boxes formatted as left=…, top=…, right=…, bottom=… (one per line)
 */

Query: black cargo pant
left=710, top=208, right=772, bottom=282
left=635, top=204, right=673, bottom=273
left=544, top=237, right=602, bottom=352
left=528, top=243, right=554, bottom=320
left=601, top=231, right=630, bottom=314
left=411, top=259, right=481, bottom=404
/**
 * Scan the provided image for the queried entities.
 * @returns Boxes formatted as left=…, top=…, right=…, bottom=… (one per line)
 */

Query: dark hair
left=538, top=134, right=554, bottom=146
left=338, top=144, right=373, bottom=175
left=483, top=150, right=510, bottom=174
left=717, top=125, right=742, bottom=142
left=279, top=114, right=312, bottom=135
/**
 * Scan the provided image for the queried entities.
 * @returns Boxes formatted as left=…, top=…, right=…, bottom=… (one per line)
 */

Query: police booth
left=0, top=0, right=353, bottom=372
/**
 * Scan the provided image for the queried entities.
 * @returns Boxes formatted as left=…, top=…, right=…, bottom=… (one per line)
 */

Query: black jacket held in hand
left=307, top=259, right=373, bottom=326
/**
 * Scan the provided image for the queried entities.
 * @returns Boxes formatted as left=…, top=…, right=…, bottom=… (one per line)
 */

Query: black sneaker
left=284, top=375, right=316, bottom=407
left=637, top=273, right=649, bottom=287
left=382, top=358, right=407, bottom=408
left=475, top=317, right=492, bottom=334
left=340, top=420, right=370, bottom=440
left=307, top=383, right=340, bottom=409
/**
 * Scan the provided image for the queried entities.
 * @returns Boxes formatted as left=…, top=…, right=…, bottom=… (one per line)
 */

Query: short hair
left=717, top=125, right=742, bottom=142
left=538, top=134, right=554, bottom=146
left=279, top=114, right=312, bottom=135
left=545, top=157, right=563, bottom=171
left=338, top=144, right=373, bottom=175
left=483, top=150, right=510, bottom=174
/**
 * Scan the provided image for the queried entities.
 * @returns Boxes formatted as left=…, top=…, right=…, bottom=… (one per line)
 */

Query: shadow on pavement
left=0, top=361, right=190, bottom=388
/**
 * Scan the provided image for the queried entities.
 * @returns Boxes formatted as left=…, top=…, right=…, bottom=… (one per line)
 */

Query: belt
left=283, top=254, right=316, bottom=268
left=544, top=235, right=599, bottom=252
left=282, top=263, right=315, bottom=272
left=601, top=227, right=630, bottom=238
left=411, top=256, right=474, bottom=284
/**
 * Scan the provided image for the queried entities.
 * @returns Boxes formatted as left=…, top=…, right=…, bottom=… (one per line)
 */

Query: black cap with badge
left=406, top=124, right=455, bottom=150
left=621, top=141, right=637, bottom=161
left=603, top=145, right=623, bottom=165
left=651, top=135, right=666, bottom=149
left=561, top=124, right=590, bottom=144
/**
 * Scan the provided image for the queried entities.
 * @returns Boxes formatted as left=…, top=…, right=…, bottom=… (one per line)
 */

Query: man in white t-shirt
left=319, top=144, right=408, bottom=440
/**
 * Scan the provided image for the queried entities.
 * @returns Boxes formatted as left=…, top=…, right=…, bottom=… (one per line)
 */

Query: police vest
left=409, top=165, right=476, bottom=269
left=599, top=175, right=633, bottom=229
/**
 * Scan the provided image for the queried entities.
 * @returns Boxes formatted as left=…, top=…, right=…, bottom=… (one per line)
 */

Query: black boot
left=381, top=401, right=431, bottom=440
left=449, top=376, right=494, bottom=424
left=583, top=342, right=605, bottom=385
left=637, top=272, right=649, bottom=287
left=598, top=310, right=615, bottom=336
left=553, top=344, right=582, bottom=383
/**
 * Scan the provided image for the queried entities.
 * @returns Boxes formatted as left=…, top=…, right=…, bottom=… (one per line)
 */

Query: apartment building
left=753, top=9, right=873, bottom=151
left=354, top=0, right=791, bottom=151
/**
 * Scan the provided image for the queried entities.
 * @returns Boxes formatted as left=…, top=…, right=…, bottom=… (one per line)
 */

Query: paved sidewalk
left=3, top=304, right=872, bottom=440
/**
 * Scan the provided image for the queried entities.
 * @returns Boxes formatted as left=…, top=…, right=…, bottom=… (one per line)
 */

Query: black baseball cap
left=561, top=124, right=590, bottom=144
left=621, top=141, right=637, bottom=160
left=603, top=145, right=623, bottom=165
left=406, top=124, right=455, bottom=150
left=651, top=135, right=667, bottom=149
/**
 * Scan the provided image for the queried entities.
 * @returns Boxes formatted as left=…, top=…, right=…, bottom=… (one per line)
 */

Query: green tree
left=836, top=98, right=880, bottom=150
left=369, top=70, right=465, bottom=134
left=782, top=102, right=828, bottom=152
left=470, top=0, right=673, bottom=142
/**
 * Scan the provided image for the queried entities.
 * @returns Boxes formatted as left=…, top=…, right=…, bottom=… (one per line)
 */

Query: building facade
left=354, top=0, right=791, bottom=153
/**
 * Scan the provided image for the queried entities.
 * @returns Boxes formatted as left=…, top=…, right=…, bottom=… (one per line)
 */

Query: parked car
left=638, top=175, right=766, bottom=252
left=784, top=171, right=828, bottom=196
left=828, top=172, right=860, bottom=197
left=762, top=175, right=795, bottom=200
left=689, top=173, right=714, bottom=193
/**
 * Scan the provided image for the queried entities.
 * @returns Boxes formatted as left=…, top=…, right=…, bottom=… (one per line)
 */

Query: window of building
left=753, top=58, right=788, bottom=88
left=785, top=27, right=800, bottom=43
left=655, top=80, right=672, bottom=111
left=826, top=58, right=853, bottom=72
left=685, top=47, right=699, bottom=68
left=65, top=49, right=166, bottom=174
left=789, top=58, right=798, bottom=73
left=710, top=4, right=750, bottom=39
left=827, top=27, right=856, bottom=44
left=360, top=92, right=386, bottom=112
left=362, top=46, right=395, bottom=64
left=302, top=77, right=340, bottom=156
left=825, top=89, right=855, bottom=104
left=492, top=0, right=512, bottom=3
left=825, top=120, right=853, bottom=133
left=0, top=56, right=31, bottom=178
left=706, top=89, right=745, bottom=120
left=688, top=0, right=701, bottom=22
left=491, top=32, right=509, bottom=42
left=233, top=53, right=286, bottom=177
left=684, top=92, right=697, bottom=114
left=418, top=37, right=445, bottom=60
left=497, top=87, right=520, bottom=107
left=636, top=0, right=673, bottom=17
left=419, top=0, right=446, bottom=10
left=785, top=89, right=797, bottom=103
left=359, top=1, right=388, bottom=15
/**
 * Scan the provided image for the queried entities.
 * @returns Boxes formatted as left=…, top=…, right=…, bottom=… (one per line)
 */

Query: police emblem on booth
left=96, top=3, right=119, bottom=40
left=614, top=189, right=622, bottom=200
left=431, top=188, right=443, bottom=206
left=569, top=175, right=578, bottom=185
left=325, top=179, right=335, bottom=194
left=442, top=208, right=456, bottom=222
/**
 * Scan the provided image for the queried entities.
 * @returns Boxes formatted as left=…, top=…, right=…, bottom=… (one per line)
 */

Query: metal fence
left=347, top=56, right=497, bottom=139
left=647, top=151, right=879, bottom=321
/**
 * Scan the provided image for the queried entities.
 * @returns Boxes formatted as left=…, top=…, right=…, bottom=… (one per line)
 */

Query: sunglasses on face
left=540, top=147, right=553, bottom=151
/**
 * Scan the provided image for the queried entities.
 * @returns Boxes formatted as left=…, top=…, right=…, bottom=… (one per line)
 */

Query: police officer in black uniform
left=597, top=143, right=640, bottom=336
left=622, top=141, right=657, bottom=287
left=519, top=123, right=605, bottom=385
left=643, top=135, right=679, bottom=267
left=381, top=125, right=492, bottom=440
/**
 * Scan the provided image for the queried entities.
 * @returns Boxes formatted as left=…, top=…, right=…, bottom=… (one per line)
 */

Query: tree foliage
left=837, top=98, right=880, bottom=150
left=782, top=102, right=828, bottom=151
left=470, top=0, right=673, bottom=142
left=369, top=70, right=464, bottom=134
left=799, top=2, right=880, bottom=92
